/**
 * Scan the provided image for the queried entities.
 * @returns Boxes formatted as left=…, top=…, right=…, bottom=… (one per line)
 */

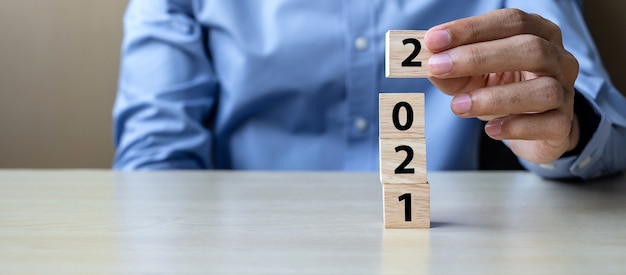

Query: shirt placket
left=343, top=0, right=378, bottom=170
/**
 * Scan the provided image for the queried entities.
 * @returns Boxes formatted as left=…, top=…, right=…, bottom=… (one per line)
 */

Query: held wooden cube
left=385, top=30, right=432, bottom=78
left=383, top=183, right=430, bottom=229
left=379, top=139, right=427, bottom=184
left=379, top=93, right=425, bottom=140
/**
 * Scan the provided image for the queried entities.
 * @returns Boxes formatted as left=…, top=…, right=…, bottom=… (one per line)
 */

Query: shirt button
left=577, top=156, right=593, bottom=168
left=354, top=36, right=368, bottom=51
left=539, top=163, right=555, bottom=170
left=354, top=117, right=368, bottom=131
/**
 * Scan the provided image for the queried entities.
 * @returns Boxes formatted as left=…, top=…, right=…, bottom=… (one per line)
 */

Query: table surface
left=1, top=170, right=625, bottom=274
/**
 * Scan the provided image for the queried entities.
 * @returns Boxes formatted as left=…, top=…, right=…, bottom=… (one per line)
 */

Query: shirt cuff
left=521, top=115, right=612, bottom=180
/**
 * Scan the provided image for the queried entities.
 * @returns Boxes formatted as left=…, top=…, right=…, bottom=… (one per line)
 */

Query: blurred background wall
left=584, top=1, right=626, bottom=94
left=0, top=1, right=623, bottom=168
left=0, top=1, right=126, bottom=168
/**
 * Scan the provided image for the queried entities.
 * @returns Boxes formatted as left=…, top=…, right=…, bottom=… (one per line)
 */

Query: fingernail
left=451, top=94, right=472, bottom=114
left=485, top=118, right=503, bottom=136
left=425, top=30, right=451, bottom=50
left=428, top=53, right=452, bottom=75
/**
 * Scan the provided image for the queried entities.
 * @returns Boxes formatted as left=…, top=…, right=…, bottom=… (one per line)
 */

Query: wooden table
left=1, top=170, right=625, bottom=274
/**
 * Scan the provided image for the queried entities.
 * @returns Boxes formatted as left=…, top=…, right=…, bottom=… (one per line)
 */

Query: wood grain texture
left=383, top=183, right=430, bottom=229
left=379, top=93, right=425, bottom=139
left=379, top=139, right=427, bottom=184
left=386, top=30, right=432, bottom=78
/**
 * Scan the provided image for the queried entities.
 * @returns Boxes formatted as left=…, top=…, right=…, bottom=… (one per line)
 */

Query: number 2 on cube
left=385, top=30, right=431, bottom=78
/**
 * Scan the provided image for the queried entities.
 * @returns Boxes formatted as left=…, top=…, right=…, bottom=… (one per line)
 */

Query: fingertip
left=451, top=94, right=472, bottom=115
left=424, top=29, right=451, bottom=52
left=485, top=118, right=504, bottom=137
left=428, top=53, right=452, bottom=76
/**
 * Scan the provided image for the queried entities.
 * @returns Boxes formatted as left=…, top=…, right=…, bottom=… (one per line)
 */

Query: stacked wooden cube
left=381, top=30, right=431, bottom=229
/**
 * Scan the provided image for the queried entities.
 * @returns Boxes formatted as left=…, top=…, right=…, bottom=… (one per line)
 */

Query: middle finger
left=451, top=76, right=568, bottom=118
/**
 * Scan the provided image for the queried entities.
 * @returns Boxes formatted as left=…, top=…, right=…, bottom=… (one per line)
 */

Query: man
left=114, top=0, right=626, bottom=180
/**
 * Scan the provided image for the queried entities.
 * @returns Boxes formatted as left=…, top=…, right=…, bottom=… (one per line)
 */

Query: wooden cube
left=383, top=183, right=430, bottom=229
left=385, top=30, right=432, bottom=78
left=379, top=93, right=425, bottom=140
left=379, top=139, right=426, bottom=184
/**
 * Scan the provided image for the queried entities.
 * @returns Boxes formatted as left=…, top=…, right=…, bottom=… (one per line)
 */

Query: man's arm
left=424, top=2, right=626, bottom=179
left=510, top=0, right=626, bottom=179
left=113, top=0, right=218, bottom=170
left=519, top=87, right=626, bottom=180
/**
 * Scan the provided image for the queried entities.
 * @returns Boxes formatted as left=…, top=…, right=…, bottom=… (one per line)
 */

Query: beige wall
left=0, top=1, right=623, bottom=168
left=0, top=1, right=126, bottom=168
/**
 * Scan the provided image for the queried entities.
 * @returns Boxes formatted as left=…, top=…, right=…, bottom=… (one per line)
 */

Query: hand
left=424, top=8, right=580, bottom=164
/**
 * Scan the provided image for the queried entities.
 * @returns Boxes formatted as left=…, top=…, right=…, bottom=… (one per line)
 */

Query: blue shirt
left=114, top=0, right=626, bottom=179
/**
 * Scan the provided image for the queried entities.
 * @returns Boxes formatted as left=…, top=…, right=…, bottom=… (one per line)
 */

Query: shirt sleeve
left=508, top=0, right=626, bottom=180
left=113, top=0, right=218, bottom=170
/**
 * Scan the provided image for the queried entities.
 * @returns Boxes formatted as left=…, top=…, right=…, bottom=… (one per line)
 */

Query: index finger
left=424, top=8, right=563, bottom=52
